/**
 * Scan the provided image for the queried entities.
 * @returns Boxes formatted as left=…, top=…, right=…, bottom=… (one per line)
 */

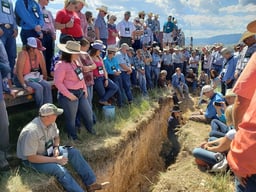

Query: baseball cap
left=202, top=85, right=213, bottom=93
left=27, top=37, right=37, bottom=48
left=39, top=103, right=63, bottom=117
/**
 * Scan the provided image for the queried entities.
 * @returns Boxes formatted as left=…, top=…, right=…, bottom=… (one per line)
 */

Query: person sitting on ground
left=16, top=103, right=109, bottom=192
left=103, top=47, right=123, bottom=107
left=14, top=37, right=52, bottom=108
left=224, top=88, right=236, bottom=106
left=90, top=41, right=118, bottom=106
left=171, top=67, right=189, bottom=100
left=209, top=105, right=234, bottom=139
left=210, top=69, right=221, bottom=89
left=158, top=70, right=169, bottom=88
left=192, top=128, right=236, bottom=171
left=190, top=85, right=224, bottom=124
left=198, top=70, right=209, bottom=90
left=185, top=68, right=197, bottom=94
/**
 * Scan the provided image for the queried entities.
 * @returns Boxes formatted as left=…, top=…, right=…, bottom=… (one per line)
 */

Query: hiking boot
left=86, top=182, right=110, bottom=192
left=0, top=159, right=10, bottom=171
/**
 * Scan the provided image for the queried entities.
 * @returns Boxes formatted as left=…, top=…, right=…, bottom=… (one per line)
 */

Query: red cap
left=36, top=38, right=46, bottom=51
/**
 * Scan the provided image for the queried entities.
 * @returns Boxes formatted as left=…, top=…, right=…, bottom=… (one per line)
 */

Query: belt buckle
left=4, top=24, right=11, bottom=29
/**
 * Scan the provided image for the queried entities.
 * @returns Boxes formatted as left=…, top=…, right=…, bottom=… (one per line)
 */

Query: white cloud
left=238, top=0, right=256, bottom=5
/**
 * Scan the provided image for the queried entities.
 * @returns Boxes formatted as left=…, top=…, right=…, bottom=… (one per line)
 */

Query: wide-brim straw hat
left=57, top=41, right=86, bottom=54
left=173, top=46, right=180, bottom=51
left=147, top=12, right=153, bottom=17
left=240, top=31, right=256, bottom=42
left=107, top=47, right=118, bottom=52
left=77, top=0, right=88, bottom=7
left=247, top=20, right=256, bottom=33
left=96, top=5, right=108, bottom=13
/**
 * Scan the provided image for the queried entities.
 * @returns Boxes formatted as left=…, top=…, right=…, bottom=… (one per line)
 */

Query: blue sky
left=15, top=0, right=256, bottom=44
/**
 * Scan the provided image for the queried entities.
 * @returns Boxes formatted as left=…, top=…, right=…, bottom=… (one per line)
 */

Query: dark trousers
left=42, top=32, right=54, bottom=76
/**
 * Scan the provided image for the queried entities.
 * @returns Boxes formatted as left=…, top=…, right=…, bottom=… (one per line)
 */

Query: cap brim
left=56, top=108, right=64, bottom=116
left=57, top=44, right=86, bottom=54
left=247, top=20, right=256, bottom=33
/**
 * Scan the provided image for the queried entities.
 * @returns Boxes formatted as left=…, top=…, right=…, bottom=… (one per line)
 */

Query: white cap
left=39, top=103, right=63, bottom=117
left=202, top=85, right=213, bottom=93
left=27, top=37, right=37, bottom=48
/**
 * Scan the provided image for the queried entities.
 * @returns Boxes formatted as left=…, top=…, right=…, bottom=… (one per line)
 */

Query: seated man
left=185, top=68, right=197, bottom=94
left=172, top=67, right=189, bottom=100
left=17, top=103, right=108, bottom=192
left=190, top=85, right=224, bottom=123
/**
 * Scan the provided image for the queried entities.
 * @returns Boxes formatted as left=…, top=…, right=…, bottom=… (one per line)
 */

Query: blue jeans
left=192, top=147, right=219, bottom=165
left=109, top=75, right=123, bottom=106
left=0, top=26, right=16, bottom=77
left=130, top=68, right=137, bottom=86
left=0, top=100, right=9, bottom=150
left=121, top=72, right=133, bottom=102
left=58, top=89, right=94, bottom=139
left=0, top=62, right=11, bottom=79
left=151, top=66, right=160, bottom=88
left=138, top=72, right=148, bottom=96
left=145, top=65, right=153, bottom=89
left=235, top=174, right=256, bottom=192
left=210, top=119, right=229, bottom=138
left=26, top=80, right=53, bottom=108
left=23, top=146, right=96, bottom=192
left=94, top=77, right=118, bottom=103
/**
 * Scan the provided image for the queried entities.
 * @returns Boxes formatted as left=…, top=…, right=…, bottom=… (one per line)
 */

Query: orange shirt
left=227, top=52, right=256, bottom=177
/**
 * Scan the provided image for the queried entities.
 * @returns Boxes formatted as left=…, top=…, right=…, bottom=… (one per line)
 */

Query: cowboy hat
left=147, top=12, right=153, bottom=17
left=240, top=31, right=255, bottom=42
left=107, top=47, right=118, bottom=52
left=96, top=5, right=108, bottom=13
left=77, top=0, right=88, bottom=7
left=247, top=20, right=256, bottom=33
left=57, top=41, right=86, bottom=54
left=170, top=105, right=181, bottom=112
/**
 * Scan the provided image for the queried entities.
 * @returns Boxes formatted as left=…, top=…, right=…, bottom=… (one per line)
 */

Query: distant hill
left=187, top=33, right=242, bottom=46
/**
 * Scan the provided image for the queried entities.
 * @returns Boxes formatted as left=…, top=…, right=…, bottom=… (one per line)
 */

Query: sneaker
left=86, top=182, right=110, bottom=192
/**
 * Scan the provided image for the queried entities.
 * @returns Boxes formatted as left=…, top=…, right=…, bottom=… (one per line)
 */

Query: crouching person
left=17, top=103, right=108, bottom=192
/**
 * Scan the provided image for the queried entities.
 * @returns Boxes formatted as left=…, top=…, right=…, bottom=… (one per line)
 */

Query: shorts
left=163, top=32, right=173, bottom=44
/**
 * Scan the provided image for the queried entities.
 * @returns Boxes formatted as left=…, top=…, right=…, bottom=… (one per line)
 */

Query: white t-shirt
left=116, top=20, right=136, bottom=37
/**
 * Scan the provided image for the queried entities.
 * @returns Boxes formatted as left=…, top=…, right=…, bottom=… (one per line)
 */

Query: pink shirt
left=77, top=11, right=88, bottom=38
left=54, top=61, right=87, bottom=98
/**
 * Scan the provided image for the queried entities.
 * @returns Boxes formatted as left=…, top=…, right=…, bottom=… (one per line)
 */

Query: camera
left=214, top=101, right=223, bottom=107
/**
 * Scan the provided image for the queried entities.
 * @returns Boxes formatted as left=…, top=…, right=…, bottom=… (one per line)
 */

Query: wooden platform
left=4, top=81, right=54, bottom=107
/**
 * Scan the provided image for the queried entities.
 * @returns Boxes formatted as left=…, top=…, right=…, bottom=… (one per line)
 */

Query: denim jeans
left=0, top=100, right=9, bottom=150
left=26, top=80, right=53, bottom=108
left=0, top=27, right=16, bottom=77
left=109, top=75, right=123, bottom=106
left=145, top=65, right=153, bottom=89
left=235, top=174, right=256, bottom=192
left=151, top=66, right=160, bottom=88
left=192, top=147, right=219, bottom=165
left=94, top=77, right=118, bottom=103
left=210, top=119, right=230, bottom=138
left=138, top=72, right=148, bottom=96
left=121, top=72, right=133, bottom=102
left=58, top=89, right=94, bottom=139
left=130, top=68, right=138, bottom=86
left=23, top=146, right=96, bottom=192
left=0, top=62, right=11, bottom=79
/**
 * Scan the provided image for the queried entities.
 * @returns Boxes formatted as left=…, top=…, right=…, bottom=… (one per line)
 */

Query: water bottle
left=62, top=147, right=68, bottom=158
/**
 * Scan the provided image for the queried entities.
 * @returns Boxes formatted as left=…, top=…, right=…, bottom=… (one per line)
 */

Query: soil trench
left=92, top=97, right=173, bottom=192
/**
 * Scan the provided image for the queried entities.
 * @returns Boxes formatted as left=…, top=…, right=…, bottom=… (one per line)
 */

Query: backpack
left=15, top=0, right=28, bottom=26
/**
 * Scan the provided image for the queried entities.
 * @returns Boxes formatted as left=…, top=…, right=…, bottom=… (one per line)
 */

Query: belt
left=120, top=36, right=131, bottom=39
left=0, top=23, right=12, bottom=29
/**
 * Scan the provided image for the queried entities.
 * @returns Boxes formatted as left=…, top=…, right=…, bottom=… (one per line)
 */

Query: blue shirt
left=103, top=56, right=120, bottom=75
left=115, top=51, right=131, bottom=71
left=172, top=72, right=185, bottom=88
left=151, top=52, right=161, bottom=66
left=94, top=14, right=108, bottom=39
left=15, top=0, right=44, bottom=30
left=0, top=0, right=17, bottom=29
left=222, top=55, right=238, bottom=82
left=134, top=56, right=145, bottom=70
left=205, top=92, right=224, bottom=119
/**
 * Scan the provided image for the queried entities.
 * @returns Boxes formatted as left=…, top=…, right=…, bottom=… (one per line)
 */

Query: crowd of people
left=0, top=0, right=256, bottom=191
